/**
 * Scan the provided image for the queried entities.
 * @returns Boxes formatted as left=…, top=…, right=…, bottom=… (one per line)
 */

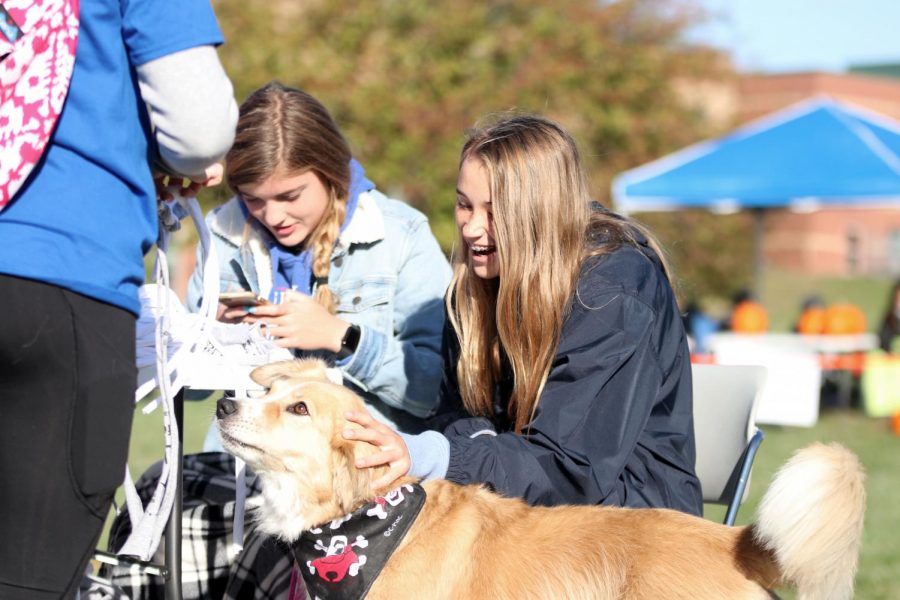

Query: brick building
left=731, top=71, right=900, bottom=277
left=764, top=206, right=900, bottom=276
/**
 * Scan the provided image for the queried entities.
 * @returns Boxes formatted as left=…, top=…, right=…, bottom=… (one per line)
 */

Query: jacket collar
left=335, top=189, right=384, bottom=250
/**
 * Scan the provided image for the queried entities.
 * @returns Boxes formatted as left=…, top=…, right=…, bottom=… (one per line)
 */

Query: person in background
left=346, top=114, right=702, bottom=515
left=186, top=82, right=451, bottom=447
left=683, top=300, right=718, bottom=354
left=0, top=0, right=238, bottom=597
left=793, top=294, right=826, bottom=335
left=719, top=288, right=753, bottom=331
left=878, top=280, right=900, bottom=353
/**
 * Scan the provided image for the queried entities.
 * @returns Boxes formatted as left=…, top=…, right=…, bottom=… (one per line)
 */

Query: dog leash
left=117, top=190, right=217, bottom=560
left=125, top=189, right=298, bottom=561
left=121, top=189, right=280, bottom=560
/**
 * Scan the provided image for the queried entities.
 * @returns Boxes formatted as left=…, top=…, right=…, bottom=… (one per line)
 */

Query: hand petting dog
left=342, top=410, right=411, bottom=491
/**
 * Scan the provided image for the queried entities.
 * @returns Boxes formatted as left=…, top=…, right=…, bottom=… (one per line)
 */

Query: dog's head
left=216, top=358, right=392, bottom=540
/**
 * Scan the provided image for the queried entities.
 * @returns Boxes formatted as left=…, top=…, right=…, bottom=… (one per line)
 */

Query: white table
left=709, top=332, right=878, bottom=354
left=706, top=333, right=877, bottom=427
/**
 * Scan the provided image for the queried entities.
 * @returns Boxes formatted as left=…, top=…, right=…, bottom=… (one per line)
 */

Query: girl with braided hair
left=187, top=82, right=451, bottom=445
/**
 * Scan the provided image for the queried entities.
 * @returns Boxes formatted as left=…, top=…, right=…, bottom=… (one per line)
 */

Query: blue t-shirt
left=0, top=0, right=224, bottom=315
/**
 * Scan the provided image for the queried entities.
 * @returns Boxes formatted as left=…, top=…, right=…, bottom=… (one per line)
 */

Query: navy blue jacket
left=431, top=237, right=702, bottom=515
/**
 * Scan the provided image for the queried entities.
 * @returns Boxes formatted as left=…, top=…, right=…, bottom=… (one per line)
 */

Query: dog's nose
left=216, top=397, right=238, bottom=419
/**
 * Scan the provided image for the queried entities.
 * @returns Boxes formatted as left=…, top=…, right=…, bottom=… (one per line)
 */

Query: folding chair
left=691, top=363, right=767, bottom=526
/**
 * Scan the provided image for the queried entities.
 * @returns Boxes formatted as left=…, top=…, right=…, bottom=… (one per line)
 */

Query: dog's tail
left=751, top=442, right=866, bottom=600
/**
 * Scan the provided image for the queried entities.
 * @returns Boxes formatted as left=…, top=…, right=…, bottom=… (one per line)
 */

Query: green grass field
left=110, top=399, right=900, bottom=598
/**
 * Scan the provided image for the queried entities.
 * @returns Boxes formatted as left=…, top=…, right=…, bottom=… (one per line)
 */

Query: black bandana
left=292, top=483, right=426, bottom=600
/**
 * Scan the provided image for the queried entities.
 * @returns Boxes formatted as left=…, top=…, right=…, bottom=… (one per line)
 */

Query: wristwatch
left=336, top=324, right=361, bottom=360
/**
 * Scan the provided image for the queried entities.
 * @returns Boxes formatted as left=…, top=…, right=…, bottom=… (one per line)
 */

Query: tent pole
left=751, top=208, right=765, bottom=298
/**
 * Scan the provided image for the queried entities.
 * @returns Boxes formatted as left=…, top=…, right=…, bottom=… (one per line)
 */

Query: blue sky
left=688, top=0, right=900, bottom=73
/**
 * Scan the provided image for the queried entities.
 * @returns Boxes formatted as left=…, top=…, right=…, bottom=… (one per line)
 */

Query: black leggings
left=0, top=275, right=136, bottom=599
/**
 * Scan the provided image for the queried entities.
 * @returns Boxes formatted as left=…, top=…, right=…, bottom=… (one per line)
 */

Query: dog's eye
left=287, top=402, right=309, bottom=416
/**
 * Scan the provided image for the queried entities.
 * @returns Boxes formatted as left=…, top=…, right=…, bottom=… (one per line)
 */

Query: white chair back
left=692, top=364, right=766, bottom=519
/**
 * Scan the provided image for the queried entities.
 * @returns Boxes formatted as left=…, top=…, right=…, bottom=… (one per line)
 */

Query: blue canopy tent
left=612, top=96, right=900, bottom=290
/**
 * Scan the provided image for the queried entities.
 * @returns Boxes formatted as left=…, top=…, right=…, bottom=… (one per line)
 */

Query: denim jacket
left=186, top=189, right=452, bottom=432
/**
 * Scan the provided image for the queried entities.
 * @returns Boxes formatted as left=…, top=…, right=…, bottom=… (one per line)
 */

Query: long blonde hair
left=449, top=115, right=671, bottom=432
left=225, top=81, right=350, bottom=312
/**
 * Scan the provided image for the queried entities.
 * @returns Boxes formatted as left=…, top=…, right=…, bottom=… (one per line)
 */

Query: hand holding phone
left=219, top=291, right=269, bottom=308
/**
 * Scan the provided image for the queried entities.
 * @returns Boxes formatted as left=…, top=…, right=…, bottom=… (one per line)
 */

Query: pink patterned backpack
left=0, top=0, right=79, bottom=210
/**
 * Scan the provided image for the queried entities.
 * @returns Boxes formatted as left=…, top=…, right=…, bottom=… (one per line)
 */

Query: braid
left=309, top=190, right=345, bottom=313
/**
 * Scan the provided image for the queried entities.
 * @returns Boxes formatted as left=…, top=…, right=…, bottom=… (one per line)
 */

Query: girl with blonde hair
left=187, top=82, right=451, bottom=442
left=348, top=114, right=702, bottom=514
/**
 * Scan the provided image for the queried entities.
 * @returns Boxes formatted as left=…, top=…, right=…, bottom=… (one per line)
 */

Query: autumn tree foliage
left=210, top=0, right=750, bottom=301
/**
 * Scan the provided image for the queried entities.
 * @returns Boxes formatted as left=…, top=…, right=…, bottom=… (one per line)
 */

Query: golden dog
left=216, top=359, right=866, bottom=600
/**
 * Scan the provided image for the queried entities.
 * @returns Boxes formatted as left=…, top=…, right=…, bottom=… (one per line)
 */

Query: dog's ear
left=330, top=427, right=383, bottom=513
left=327, top=390, right=391, bottom=512
left=250, top=358, right=329, bottom=388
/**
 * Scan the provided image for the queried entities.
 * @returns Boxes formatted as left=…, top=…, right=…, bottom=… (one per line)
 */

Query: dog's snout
left=216, top=397, right=238, bottom=419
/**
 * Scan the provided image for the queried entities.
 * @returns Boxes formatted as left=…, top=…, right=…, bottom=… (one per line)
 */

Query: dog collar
left=292, top=482, right=426, bottom=600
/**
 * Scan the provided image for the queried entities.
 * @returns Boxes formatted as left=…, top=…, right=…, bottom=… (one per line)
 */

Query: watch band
left=336, top=324, right=361, bottom=360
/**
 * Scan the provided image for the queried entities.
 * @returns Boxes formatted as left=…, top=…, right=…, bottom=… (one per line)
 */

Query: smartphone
left=219, top=291, right=269, bottom=307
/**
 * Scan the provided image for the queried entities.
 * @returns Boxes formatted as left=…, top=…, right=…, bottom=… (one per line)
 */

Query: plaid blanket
left=102, top=452, right=303, bottom=600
